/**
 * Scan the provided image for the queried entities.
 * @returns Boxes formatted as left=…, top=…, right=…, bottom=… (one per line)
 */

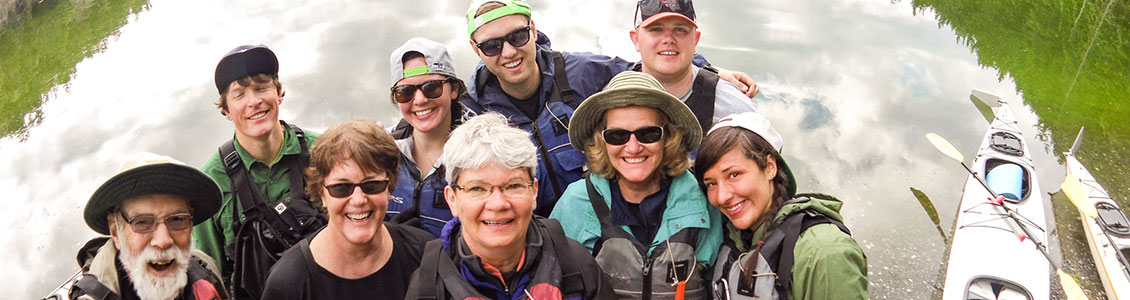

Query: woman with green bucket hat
left=550, top=71, right=723, bottom=299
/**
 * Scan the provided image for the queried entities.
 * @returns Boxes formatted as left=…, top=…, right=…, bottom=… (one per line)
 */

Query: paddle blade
left=927, top=133, right=965, bottom=162
left=971, top=89, right=1004, bottom=107
left=1057, top=269, right=1090, bottom=300
left=1062, top=171, right=1098, bottom=219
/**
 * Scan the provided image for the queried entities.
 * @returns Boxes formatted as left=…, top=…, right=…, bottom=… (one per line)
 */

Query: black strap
left=685, top=67, right=719, bottom=135
left=414, top=240, right=445, bottom=300
left=218, top=122, right=311, bottom=235
left=70, top=275, right=120, bottom=300
left=390, top=119, right=413, bottom=140
left=548, top=51, right=579, bottom=108
left=585, top=176, right=640, bottom=255
left=540, top=218, right=586, bottom=297
left=759, top=197, right=852, bottom=298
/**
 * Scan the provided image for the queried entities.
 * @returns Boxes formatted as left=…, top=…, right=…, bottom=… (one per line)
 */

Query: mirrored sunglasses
left=391, top=78, right=451, bottom=103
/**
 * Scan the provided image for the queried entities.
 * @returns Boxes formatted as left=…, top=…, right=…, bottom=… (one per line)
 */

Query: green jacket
left=730, top=195, right=868, bottom=300
left=549, top=171, right=723, bottom=267
left=192, top=125, right=320, bottom=277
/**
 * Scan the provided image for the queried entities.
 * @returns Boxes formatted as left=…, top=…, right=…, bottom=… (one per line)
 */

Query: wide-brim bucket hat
left=569, top=71, right=702, bottom=152
left=84, top=153, right=221, bottom=235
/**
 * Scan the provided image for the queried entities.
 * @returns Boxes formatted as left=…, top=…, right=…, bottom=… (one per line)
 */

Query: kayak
left=1064, top=128, right=1130, bottom=300
left=941, top=90, right=1050, bottom=300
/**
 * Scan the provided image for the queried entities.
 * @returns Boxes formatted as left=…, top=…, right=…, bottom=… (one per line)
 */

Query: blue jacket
left=464, top=31, right=634, bottom=217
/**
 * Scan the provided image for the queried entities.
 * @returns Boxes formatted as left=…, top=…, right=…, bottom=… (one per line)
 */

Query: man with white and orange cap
left=630, top=0, right=762, bottom=136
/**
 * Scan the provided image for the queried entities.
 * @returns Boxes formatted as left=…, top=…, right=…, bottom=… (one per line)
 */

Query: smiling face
left=604, top=106, right=666, bottom=186
left=444, top=162, right=536, bottom=257
left=110, top=194, right=193, bottom=300
left=321, top=158, right=389, bottom=246
left=701, top=148, right=777, bottom=230
left=223, top=76, right=282, bottom=141
left=470, top=14, right=540, bottom=97
left=395, top=57, right=454, bottom=135
left=630, top=16, right=700, bottom=79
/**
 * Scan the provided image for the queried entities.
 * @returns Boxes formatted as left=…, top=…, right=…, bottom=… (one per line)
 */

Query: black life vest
left=410, top=218, right=586, bottom=300
left=219, top=121, right=326, bottom=300
left=710, top=195, right=852, bottom=300
left=631, top=64, right=719, bottom=136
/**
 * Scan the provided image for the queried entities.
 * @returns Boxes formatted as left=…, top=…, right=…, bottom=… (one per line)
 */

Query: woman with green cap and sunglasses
left=384, top=37, right=474, bottom=237
left=694, top=112, right=868, bottom=300
left=550, top=71, right=723, bottom=300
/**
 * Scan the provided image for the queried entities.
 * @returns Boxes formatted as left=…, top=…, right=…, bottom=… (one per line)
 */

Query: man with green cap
left=69, top=152, right=227, bottom=300
left=463, top=0, right=756, bottom=217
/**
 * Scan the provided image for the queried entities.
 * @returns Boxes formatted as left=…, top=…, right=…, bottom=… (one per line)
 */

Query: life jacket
left=585, top=177, right=708, bottom=300
left=386, top=102, right=463, bottom=236
left=465, top=49, right=588, bottom=217
left=69, top=237, right=227, bottom=300
left=218, top=121, right=326, bottom=300
left=709, top=195, right=852, bottom=300
left=388, top=157, right=450, bottom=236
left=631, top=64, right=719, bottom=136
left=410, top=218, right=586, bottom=300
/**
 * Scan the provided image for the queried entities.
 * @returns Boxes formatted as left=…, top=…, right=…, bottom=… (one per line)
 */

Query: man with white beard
left=69, top=153, right=228, bottom=300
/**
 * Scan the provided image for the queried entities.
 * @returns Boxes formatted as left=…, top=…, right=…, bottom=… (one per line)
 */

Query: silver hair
left=444, top=112, right=537, bottom=184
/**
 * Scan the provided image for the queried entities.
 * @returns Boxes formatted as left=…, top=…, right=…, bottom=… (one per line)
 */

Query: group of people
left=64, top=0, right=868, bottom=299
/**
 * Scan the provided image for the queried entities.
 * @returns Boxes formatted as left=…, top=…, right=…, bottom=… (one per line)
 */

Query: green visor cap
left=467, top=0, right=532, bottom=37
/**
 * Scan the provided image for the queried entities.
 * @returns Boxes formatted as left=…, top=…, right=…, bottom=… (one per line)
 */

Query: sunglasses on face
left=118, top=211, right=194, bottom=234
left=391, top=78, right=451, bottom=104
left=324, top=179, right=390, bottom=198
left=602, top=126, right=665, bottom=145
left=475, top=26, right=532, bottom=57
left=635, top=0, right=696, bottom=26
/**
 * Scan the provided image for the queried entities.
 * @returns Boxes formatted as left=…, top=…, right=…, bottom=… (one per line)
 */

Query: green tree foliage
left=0, top=0, right=150, bottom=139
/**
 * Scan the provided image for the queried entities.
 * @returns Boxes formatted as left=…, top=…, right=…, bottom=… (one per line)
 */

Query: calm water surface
left=1, top=0, right=1074, bottom=298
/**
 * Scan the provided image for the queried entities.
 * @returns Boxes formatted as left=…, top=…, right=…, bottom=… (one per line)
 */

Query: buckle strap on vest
left=548, top=51, right=578, bottom=107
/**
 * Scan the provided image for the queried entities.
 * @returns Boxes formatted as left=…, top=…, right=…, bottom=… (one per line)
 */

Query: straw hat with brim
left=569, top=71, right=702, bottom=152
left=84, top=153, right=221, bottom=235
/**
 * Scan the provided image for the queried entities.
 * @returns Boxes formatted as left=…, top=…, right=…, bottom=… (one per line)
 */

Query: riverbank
left=0, top=0, right=149, bottom=138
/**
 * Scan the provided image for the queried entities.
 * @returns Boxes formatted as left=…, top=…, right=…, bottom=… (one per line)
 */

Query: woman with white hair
left=405, top=113, right=612, bottom=300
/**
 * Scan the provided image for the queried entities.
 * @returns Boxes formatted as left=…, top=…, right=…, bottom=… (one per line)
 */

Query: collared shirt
left=609, top=179, right=671, bottom=246
left=192, top=124, right=322, bottom=277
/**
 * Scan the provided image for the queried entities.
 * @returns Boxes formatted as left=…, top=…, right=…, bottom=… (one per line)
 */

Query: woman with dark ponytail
left=694, top=112, right=867, bottom=300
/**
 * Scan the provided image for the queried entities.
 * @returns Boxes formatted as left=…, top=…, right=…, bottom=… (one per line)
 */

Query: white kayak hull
left=1065, top=152, right=1130, bottom=300
left=942, top=93, right=1050, bottom=300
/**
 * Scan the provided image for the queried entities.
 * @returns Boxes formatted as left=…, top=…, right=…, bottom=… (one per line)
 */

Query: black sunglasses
left=391, top=78, right=452, bottom=104
left=475, top=25, right=532, bottom=57
left=603, top=126, right=664, bottom=145
left=324, top=180, right=390, bottom=198
left=635, top=0, right=696, bottom=26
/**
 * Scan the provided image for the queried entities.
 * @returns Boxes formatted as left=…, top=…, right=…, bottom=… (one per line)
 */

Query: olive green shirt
left=192, top=124, right=321, bottom=278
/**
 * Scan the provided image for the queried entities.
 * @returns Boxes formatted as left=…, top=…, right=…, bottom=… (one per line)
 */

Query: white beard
left=116, top=232, right=191, bottom=300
